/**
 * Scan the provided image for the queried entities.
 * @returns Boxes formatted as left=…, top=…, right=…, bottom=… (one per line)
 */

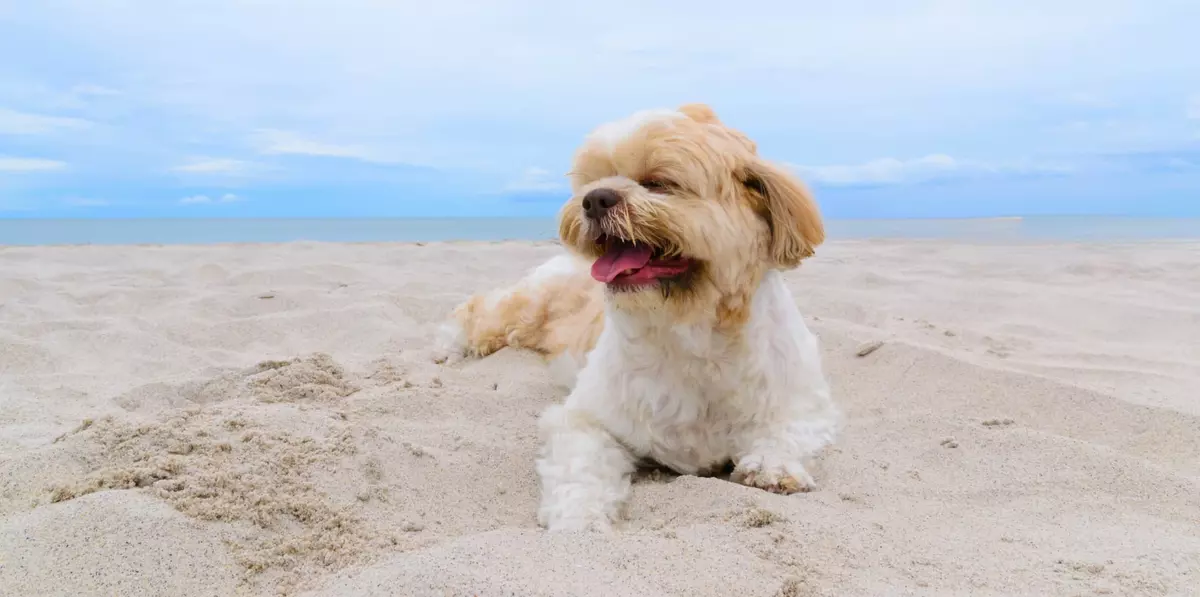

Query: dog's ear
left=741, top=158, right=825, bottom=268
left=678, top=103, right=721, bottom=124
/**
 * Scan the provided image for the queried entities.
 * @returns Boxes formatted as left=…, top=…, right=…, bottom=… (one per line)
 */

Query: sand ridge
left=1, top=240, right=1198, bottom=596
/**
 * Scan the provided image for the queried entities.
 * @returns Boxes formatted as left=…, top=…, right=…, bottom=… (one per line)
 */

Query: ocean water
left=0, top=216, right=1197, bottom=246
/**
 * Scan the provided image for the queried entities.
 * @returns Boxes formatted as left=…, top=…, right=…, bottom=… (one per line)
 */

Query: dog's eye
left=743, top=175, right=768, bottom=196
left=639, top=179, right=672, bottom=193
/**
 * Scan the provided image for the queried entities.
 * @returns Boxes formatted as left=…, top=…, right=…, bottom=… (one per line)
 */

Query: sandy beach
left=1, top=239, right=1197, bottom=597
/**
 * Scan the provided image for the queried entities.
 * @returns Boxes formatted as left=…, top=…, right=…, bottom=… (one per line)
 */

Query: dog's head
left=558, top=103, right=824, bottom=326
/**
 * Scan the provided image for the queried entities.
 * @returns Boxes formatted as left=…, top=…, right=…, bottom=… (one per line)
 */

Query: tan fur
left=447, top=103, right=823, bottom=362
left=449, top=265, right=604, bottom=364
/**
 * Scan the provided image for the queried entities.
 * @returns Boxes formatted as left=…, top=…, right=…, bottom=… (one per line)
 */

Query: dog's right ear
left=740, top=158, right=825, bottom=268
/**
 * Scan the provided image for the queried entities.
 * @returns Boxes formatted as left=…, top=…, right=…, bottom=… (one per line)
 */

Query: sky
left=1, top=0, right=1199, bottom=219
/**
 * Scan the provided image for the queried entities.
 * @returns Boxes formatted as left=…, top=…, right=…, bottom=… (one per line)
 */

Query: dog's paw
left=430, top=321, right=467, bottom=365
left=538, top=505, right=617, bottom=533
left=731, top=457, right=816, bottom=495
left=542, top=515, right=614, bottom=534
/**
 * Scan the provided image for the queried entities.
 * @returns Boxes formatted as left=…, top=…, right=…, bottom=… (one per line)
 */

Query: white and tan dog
left=435, top=103, right=840, bottom=532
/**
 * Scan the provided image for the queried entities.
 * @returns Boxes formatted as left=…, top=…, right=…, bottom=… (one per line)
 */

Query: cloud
left=172, top=158, right=257, bottom=174
left=2, top=1, right=1198, bottom=217
left=1188, top=94, right=1200, bottom=120
left=251, top=129, right=379, bottom=162
left=505, top=167, right=566, bottom=193
left=178, top=193, right=242, bottom=205
left=0, top=107, right=90, bottom=135
left=0, top=156, right=67, bottom=171
left=793, top=155, right=959, bottom=186
left=791, top=154, right=1072, bottom=187
left=246, top=129, right=460, bottom=168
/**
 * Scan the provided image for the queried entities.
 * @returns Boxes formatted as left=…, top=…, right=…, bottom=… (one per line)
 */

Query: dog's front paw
left=538, top=504, right=617, bottom=533
left=430, top=321, right=467, bottom=365
left=731, top=456, right=816, bottom=495
left=541, top=514, right=614, bottom=534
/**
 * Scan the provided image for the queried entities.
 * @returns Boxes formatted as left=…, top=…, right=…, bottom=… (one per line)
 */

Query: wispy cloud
left=179, top=193, right=243, bottom=205
left=0, top=107, right=90, bottom=135
left=791, top=155, right=1072, bottom=187
left=172, top=158, right=257, bottom=174
left=1187, top=94, right=1200, bottom=120
left=505, top=167, right=566, bottom=193
left=0, top=156, right=67, bottom=171
left=251, top=129, right=378, bottom=162
left=246, top=129, right=452, bottom=168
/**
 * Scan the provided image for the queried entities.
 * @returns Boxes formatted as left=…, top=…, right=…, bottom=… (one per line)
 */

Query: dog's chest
left=618, top=329, right=759, bottom=474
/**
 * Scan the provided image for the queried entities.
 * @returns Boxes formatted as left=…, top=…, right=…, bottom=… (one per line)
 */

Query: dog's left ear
left=740, top=158, right=825, bottom=268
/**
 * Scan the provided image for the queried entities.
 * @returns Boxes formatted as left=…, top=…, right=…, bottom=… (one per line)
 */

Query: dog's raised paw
left=731, top=462, right=815, bottom=495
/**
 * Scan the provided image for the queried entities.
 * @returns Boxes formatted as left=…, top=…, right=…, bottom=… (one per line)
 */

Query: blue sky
left=1, top=0, right=1198, bottom=219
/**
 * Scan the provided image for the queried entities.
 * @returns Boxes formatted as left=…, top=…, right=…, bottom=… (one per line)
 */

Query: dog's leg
left=432, top=254, right=596, bottom=364
left=431, top=288, right=533, bottom=364
left=535, top=404, right=635, bottom=532
left=730, top=415, right=837, bottom=495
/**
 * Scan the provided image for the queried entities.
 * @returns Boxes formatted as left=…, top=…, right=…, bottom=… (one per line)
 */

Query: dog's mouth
left=589, top=235, right=693, bottom=288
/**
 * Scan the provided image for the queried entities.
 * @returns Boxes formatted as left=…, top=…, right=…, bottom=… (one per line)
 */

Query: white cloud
left=505, top=167, right=566, bottom=193
left=0, top=157, right=67, bottom=171
left=173, top=158, right=256, bottom=174
left=792, top=155, right=961, bottom=186
left=12, top=1, right=1189, bottom=153
left=791, top=154, right=1071, bottom=187
left=0, top=107, right=90, bottom=135
left=178, top=193, right=242, bottom=205
left=1187, top=94, right=1200, bottom=120
left=251, top=129, right=378, bottom=161
left=246, top=129, right=458, bottom=168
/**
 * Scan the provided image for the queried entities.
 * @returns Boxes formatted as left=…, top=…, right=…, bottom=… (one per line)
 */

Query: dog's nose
left=581, top=188, right=621, bottom=221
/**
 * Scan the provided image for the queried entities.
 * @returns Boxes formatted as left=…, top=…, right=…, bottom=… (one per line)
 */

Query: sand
left=1, top=239, right=1197, bottom=597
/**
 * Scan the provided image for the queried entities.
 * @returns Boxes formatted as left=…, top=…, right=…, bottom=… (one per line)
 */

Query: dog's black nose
left=581, top=188, right=621, bottom=221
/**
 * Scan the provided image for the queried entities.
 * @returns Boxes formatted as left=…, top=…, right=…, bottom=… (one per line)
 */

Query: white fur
left=432, top=320, right=468, bottom=364
left=535, top=263, right=840, bottom=532
left=586, top=109, right=686, bottom=152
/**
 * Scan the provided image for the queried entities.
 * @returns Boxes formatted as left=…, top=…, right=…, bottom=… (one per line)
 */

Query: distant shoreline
left=3, top=215, right=1199, bottom=246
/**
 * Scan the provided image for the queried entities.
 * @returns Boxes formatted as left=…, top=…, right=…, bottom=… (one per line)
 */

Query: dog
left=434, top=103, right=840, bottom=532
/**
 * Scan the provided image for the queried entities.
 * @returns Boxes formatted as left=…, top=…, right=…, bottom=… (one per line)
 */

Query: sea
left=0, top=216, right=1197, bottom=246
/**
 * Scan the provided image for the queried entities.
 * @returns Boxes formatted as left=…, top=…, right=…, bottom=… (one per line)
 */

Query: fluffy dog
left=435, top=103, right=840, bottom=532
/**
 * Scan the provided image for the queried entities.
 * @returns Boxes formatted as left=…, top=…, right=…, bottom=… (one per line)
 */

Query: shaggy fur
left=434, top=103, right=840, bottom=532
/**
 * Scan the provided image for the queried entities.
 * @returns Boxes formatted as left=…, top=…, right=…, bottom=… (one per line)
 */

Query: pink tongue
left=591, top=243, right=653, bottom=283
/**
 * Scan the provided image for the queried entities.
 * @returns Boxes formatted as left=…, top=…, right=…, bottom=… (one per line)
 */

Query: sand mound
left=36, top=354, right=371, bottom=594
left=112, top=353, right=358, bottom=411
